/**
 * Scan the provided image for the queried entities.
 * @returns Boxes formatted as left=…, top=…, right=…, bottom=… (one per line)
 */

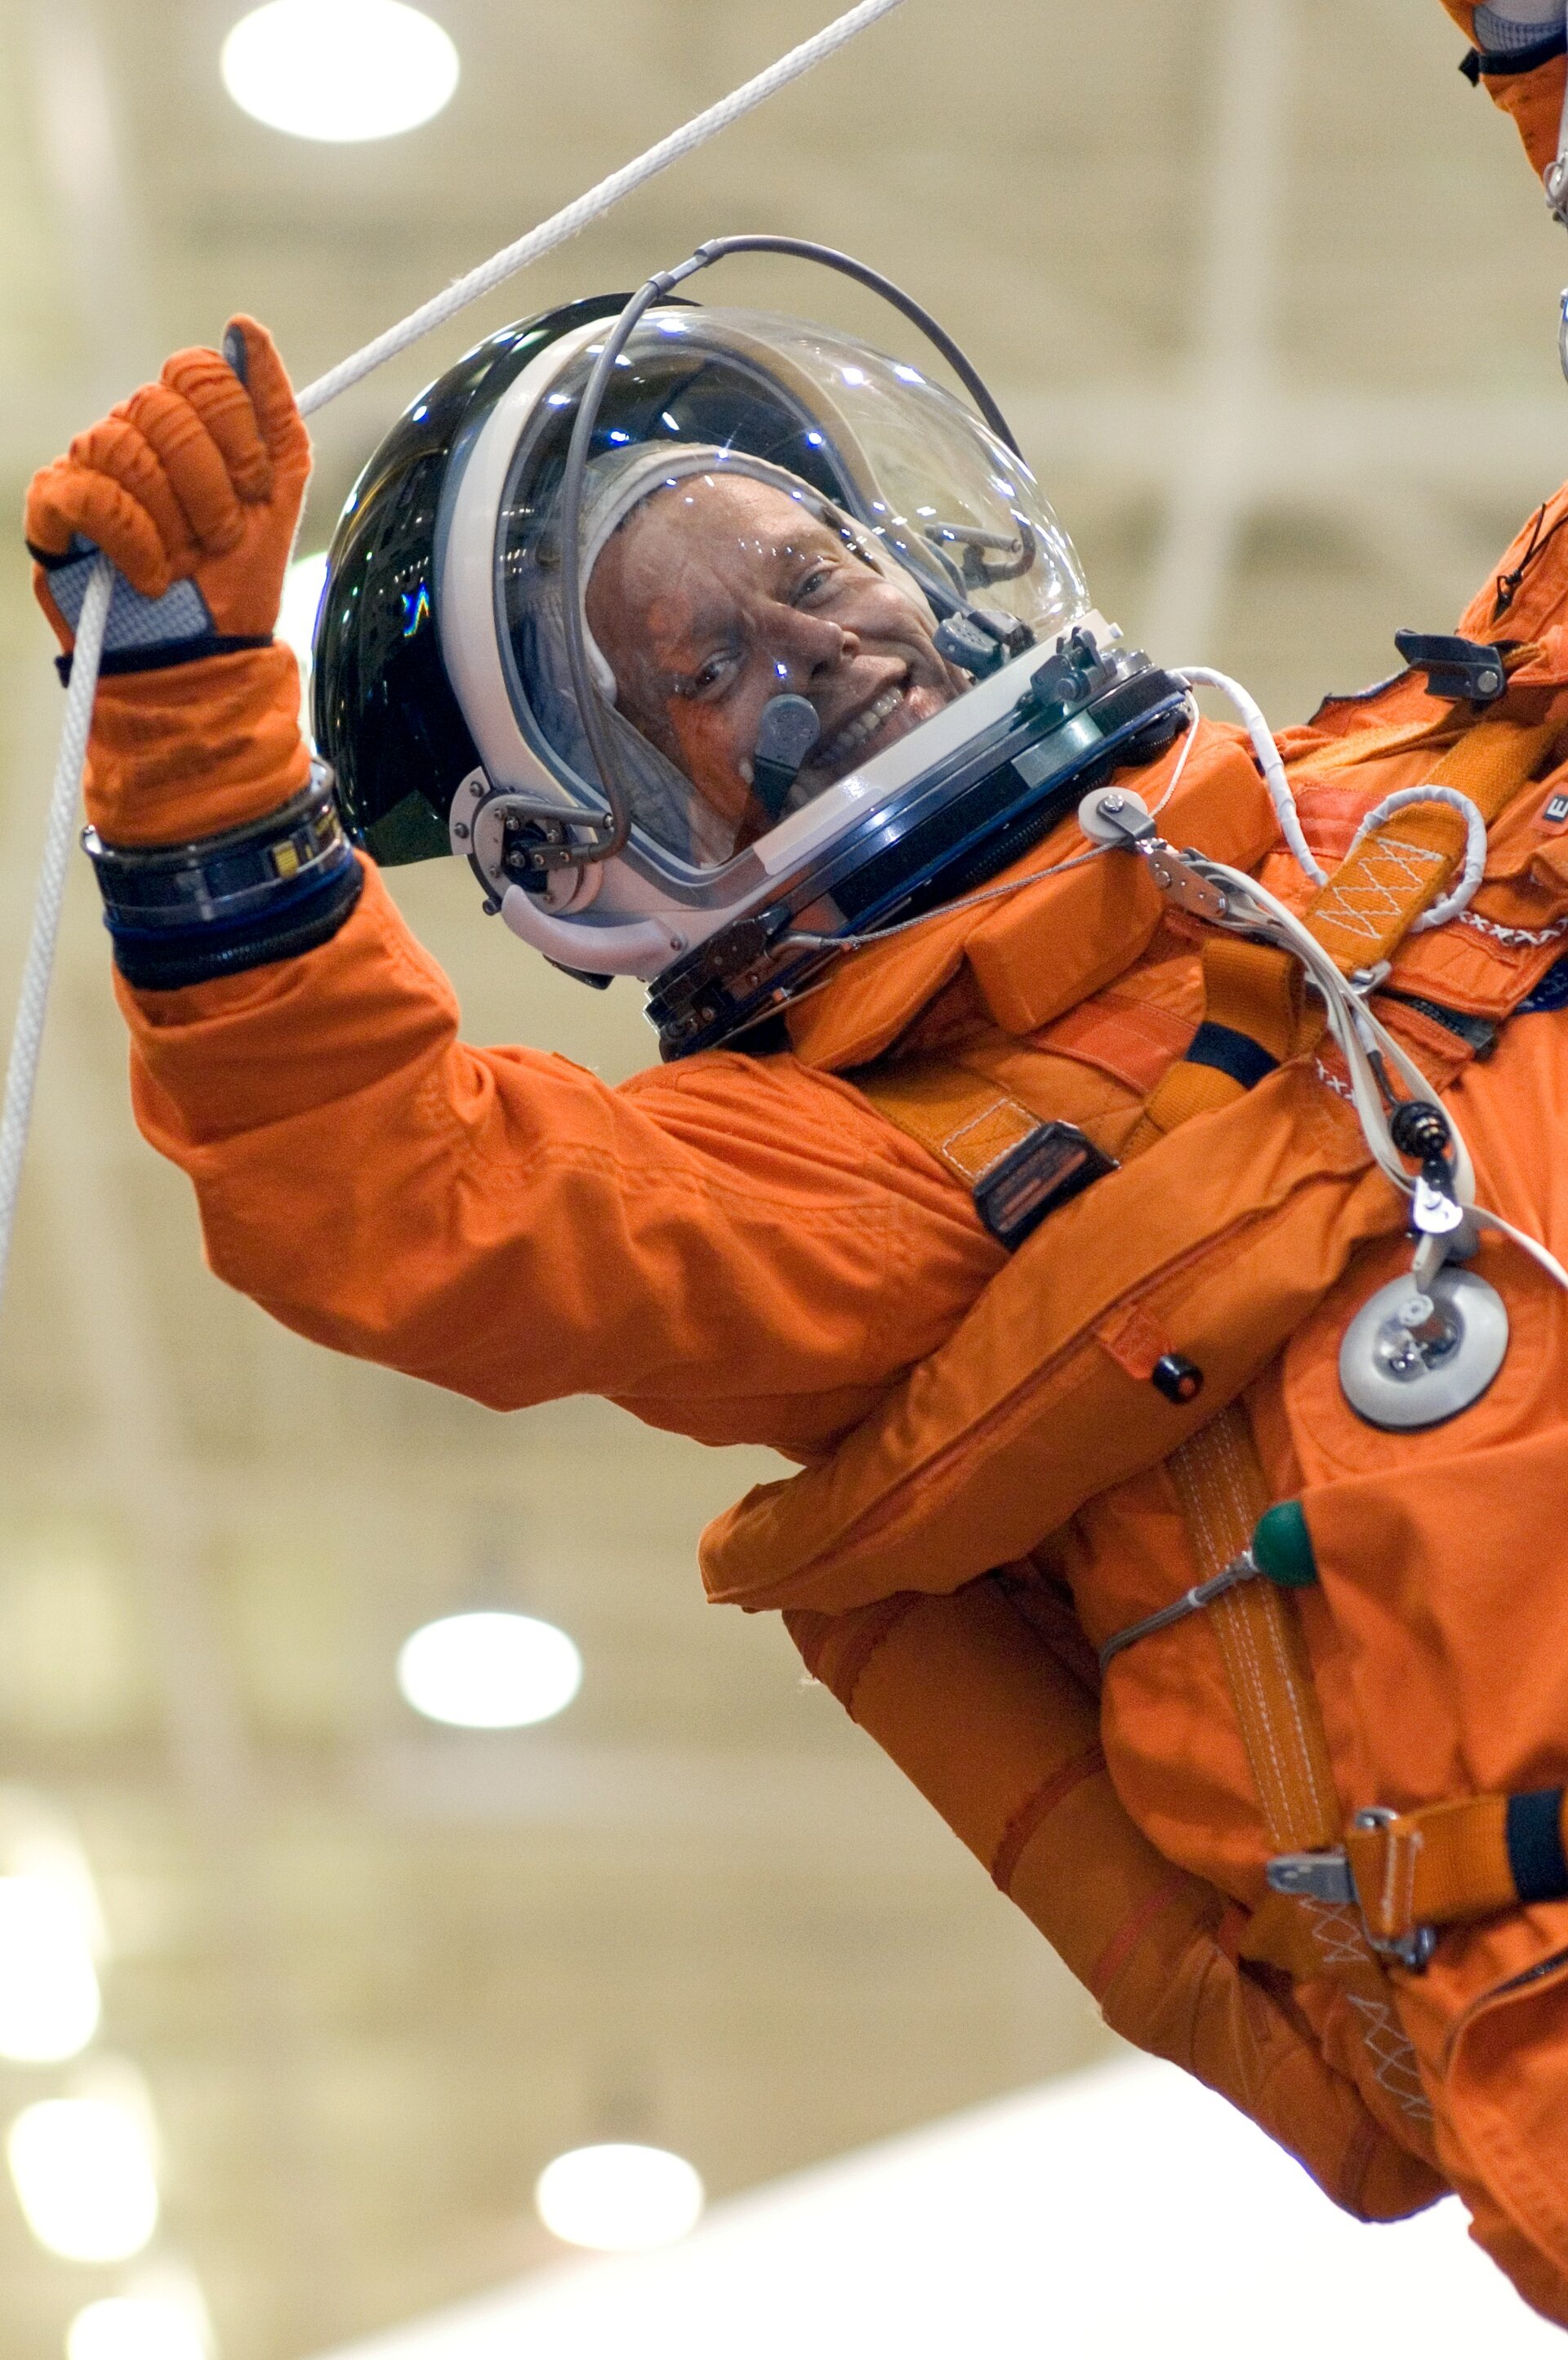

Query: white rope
left=0, top=556, right=113, bottom=1289
left=293, top=0, right=909, bottom=417
left=0, top=0, right=909, bottom=1321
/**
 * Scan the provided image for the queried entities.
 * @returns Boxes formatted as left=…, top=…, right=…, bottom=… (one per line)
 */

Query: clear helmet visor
left=494, top=306, right=1089, bottom=871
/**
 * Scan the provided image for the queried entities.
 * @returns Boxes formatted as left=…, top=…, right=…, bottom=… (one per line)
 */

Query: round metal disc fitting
left=1339, top=1265, right=1508, bottom=1431
left=1077, top=786, right=1151, bottom=844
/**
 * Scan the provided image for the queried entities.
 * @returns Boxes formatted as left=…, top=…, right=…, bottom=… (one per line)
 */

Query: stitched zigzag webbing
left=1131, top=707, right=1560, bottom=1152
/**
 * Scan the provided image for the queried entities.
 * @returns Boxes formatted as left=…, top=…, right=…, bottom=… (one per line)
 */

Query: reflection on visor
left=493, top=308, right=1089, bottom=872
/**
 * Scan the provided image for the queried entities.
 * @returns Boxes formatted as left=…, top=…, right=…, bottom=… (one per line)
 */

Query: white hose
left=0, top=0, right=909, bottom=1319
left=1177, top=666, right=1492, bottom=930
left=1191, top=848, right=1568, bottom=1298
left=1174, top=663, right=1328, bottom=885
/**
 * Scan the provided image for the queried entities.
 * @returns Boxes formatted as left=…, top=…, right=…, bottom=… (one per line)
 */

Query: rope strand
left=0, top=556, right=113, bottom=1290
left=293, top=0, right=908, bottom=417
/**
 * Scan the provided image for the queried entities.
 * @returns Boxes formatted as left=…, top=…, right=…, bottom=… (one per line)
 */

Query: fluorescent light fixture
left=67, top=2298, right=206, bottom=2360
left=220, top=0, right=459, bottom=144
left=535, top=2143, right=705, bottom=2252
left=397, top=1612, right=583, bottom=1730
left=0, top=1876, right=101, bottom=2061
left=7, top=2097, right=158, bottom=2263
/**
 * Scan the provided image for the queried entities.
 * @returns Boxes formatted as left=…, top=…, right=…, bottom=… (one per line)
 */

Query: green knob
left=1251, top=1500, right=1318, bottom=1588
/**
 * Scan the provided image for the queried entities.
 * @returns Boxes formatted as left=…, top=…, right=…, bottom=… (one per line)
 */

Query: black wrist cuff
left=1461, top=29, right=1566, bottom=81
left=87, top=764, right=366, bottom=989
left=56, top=633, right=274, bottom=687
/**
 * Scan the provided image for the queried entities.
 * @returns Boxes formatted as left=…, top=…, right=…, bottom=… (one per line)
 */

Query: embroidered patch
left=1542, top=792, right=1568, bottom=826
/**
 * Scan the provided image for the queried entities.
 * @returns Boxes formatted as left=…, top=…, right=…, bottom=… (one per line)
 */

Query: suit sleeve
left=120, top=858, right=1004, bottom=1454
left=1441, top=2, right=1568, bottom=178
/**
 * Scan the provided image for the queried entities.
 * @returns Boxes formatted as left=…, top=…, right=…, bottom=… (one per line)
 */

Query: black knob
left=1389, top=1101, right=1451, bottom=1164
left=1152, top=1353, right=1205, bottom=1405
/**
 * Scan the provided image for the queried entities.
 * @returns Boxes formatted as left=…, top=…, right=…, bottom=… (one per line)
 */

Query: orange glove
left=24, top=317, right=313, bottom=847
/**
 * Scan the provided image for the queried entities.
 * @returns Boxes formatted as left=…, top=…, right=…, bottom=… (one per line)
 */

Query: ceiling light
left=397, top=1612, right=582, bottom=1730
left=220, top=1, right=460, bottom=144
left=67, top=2298, right=206, bottom=2360
left=7, top=2097, right=158, bottom=2263
left=535, top=2143, right=705, bottom=2252
left=0, top=1876, right=101, bottom=2061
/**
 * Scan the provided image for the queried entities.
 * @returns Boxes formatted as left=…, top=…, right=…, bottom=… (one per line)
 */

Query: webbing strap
left=1344, top=1788, right=1568, bottom=1943
left=1128, top=708, right=1559, bottom=1153
left=1305, top=714, right=1560, bottom=975
left=1127, top=935, right=1306, bottom=1151
left=1166, top=1409, right=1339, bottom=1854
left=1165, top=1409, right=1437, bottom=2137
left=853, top=1061, right=1040, bottom=1185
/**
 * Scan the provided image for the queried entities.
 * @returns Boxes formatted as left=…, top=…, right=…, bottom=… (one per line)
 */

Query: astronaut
left=24, top=2, right=1568, bottom=2324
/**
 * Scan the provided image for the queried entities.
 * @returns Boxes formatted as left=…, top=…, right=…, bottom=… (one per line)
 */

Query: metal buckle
left=1264, top=1850, right=1356, bottom=1906
left=1351, top=1808, right=1438, bottom=1974
left=1264, top=1815, right=1437, bottom=1973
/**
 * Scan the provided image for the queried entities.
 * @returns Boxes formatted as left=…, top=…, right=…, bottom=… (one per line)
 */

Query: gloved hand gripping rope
left=0, top=0, right=910, bottom=1315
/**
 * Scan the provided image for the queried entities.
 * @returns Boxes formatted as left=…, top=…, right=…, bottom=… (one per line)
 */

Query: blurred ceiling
left=2, top=2, right=1566, bottom=2356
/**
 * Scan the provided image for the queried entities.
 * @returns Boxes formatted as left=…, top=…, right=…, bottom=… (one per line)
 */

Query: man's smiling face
left=585, top=471, right=964, bottom=856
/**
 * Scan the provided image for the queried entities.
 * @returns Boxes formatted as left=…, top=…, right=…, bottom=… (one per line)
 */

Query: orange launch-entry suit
left=29, top=0, right=1568, bottom=2327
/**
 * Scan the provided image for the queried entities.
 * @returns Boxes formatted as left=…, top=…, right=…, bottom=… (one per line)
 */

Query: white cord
left=1174, top=664, right=1328, bottom=886
left=1189, top=847, right=1568, bottom=1297
left=292, top=0, right=908, bottom=418
left=1343, top=783, right=1489, bottom=932
left=1176, top=668, right=1491, bottom=929
left=0, top=0, right=910, bottom=1321
left=0, top=556, right=113, bottom=1287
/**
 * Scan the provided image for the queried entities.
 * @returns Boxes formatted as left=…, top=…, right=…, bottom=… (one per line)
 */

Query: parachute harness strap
left=0, top=0, right=910, bottom=1315
left=1080, top=780, right=1568, bottom=1307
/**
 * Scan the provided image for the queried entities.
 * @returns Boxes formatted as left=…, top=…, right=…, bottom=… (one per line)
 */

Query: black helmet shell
left=313, top=296, right=626, bottom=866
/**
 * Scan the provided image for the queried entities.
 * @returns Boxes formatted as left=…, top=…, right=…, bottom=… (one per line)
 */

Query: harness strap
left=1125, top=936, right=1306, bottom=1147
left=1306, top=713, right=1560, bottom=974
left=1163, top=1407, right=1437, bottom=2140
left=852, top=1061, right=1040, bottom=1186
left=1342, top=1788, right=1568, bottom=1944
left=1125, top=708, right=1558, bottom=1151
left=1165, top=1408, right=1339, bottom=1854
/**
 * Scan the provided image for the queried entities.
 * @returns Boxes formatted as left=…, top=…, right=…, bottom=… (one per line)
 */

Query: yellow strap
left=1166, top=1409, right=1437, bottom=2140
left=1304, top=714, right=1559, bottom=977
left=1166, top=1407, right=1339, bottom=1854
left=1342, top=1790, right=1568, bottom=1940
left=1129, top=707, right=1559, bottom=1155
left=853, top=1061, right=1040, bottom=1186
left=1129, top=935, right=1307, bottom=1150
